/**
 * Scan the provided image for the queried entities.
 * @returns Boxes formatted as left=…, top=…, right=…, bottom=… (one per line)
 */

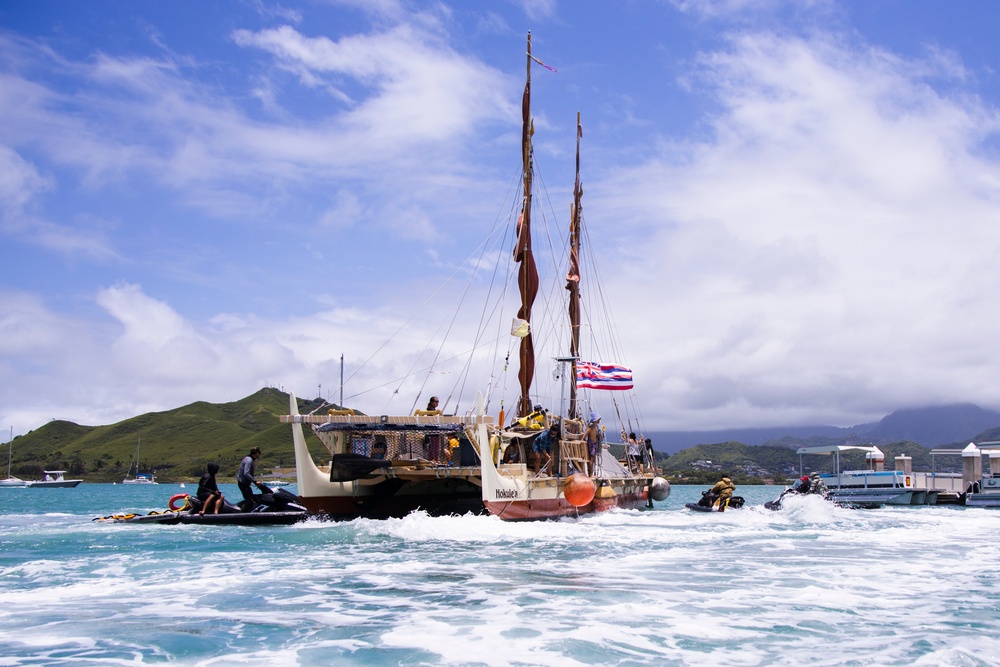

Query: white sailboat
left=122, top=437, right=157, bottom=484
left=1, top=426, right=25, bottom=488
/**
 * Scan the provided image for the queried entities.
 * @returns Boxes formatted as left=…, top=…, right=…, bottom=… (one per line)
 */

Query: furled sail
left=514, top=32, right=538, bottom=418
left=567, top=112, right=583, bottom=418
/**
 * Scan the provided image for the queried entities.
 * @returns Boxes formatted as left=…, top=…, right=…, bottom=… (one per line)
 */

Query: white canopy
left=795, top=445, right=881, bottom=456
left=795, top=444, right=882, bottom=476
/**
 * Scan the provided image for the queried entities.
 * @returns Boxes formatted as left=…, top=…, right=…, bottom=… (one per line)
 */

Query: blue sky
left=3, top=0, right=1000, bottom=437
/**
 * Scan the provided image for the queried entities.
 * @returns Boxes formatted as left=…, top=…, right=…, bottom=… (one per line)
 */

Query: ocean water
left=1, top=484, right=998, bottom=667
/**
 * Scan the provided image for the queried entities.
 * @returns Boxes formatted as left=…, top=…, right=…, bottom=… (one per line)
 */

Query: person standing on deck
left=584, top=412, right=603, bottom=476
left=625, top=432, right=643, bottom=474
left=531, top=423, right=560, bottom=475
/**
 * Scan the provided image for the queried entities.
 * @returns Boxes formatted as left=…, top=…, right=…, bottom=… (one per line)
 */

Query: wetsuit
left=237, top=455, right=258, bottom=510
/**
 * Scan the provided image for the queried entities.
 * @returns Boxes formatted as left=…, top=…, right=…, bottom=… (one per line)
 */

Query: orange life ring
left=168, top=493, right=190, bottom=511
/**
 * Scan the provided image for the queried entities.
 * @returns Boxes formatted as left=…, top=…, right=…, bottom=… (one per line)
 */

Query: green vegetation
left=6, top=387, right=973, bottom=484
left=5, top=388, right=332, bottom=483
left=655, top=436, right=964, bottom=485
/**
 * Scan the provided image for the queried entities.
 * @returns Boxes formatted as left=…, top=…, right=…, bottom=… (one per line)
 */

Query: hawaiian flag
left=576, top=361, right=633, bottom=391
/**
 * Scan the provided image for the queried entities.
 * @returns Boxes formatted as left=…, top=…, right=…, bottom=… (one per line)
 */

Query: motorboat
left=795, top=445, right=936, bottom=507
left=26, top=470, right=82, bottom=488
left=259, top=480, right=292, bottom=487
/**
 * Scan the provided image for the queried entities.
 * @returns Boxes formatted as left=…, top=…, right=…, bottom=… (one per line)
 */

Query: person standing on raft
left=236, top=447, right=264, bottom=512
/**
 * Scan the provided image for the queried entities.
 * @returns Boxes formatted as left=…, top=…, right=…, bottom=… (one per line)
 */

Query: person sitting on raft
left=792, top=472, right=827, bottom=497
left=792, top=475, right=812, bottom=494
left=808, top=472, right=828, bottom=496
left=699, top=474, right=736, bottom=511
left=197, top=462, right=224, bottom=515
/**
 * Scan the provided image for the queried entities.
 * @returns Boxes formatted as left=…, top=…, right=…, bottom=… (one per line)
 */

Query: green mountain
left=7, top=387, right=982, bottom=485
left=5, top=388, right=330, bottom=483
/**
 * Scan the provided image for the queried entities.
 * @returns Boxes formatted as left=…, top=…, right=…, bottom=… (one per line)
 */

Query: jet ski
left=685, top=490, right=745, bottom=512
left=94, top=485, right=309, bottom=525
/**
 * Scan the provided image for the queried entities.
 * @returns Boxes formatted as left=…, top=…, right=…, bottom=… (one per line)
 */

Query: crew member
left=531, top=423, right=560, bottom=474
left=237, top=447, right=264, bottom=512
left=709, top=474, right=736, bottom=511
left=792, top=475, right=812, bottom=494
left=197, top=462, right=224, bottom=515
left=445, top=434, right=460, bottom=465
left=584, top=412, right=603, bottom=476
left=807, top=471, right=828, bottom=496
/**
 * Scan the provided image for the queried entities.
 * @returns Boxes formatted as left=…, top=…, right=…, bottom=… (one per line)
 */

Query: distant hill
left=646, top=425, right=869, bottom=454
left=865, top=404, right=1000, bottom=446
left=647, top=404, right=1000, bottom=454
left=6, top=388, right=331, bottom=483
left=9, top=391, right=998, bottom=483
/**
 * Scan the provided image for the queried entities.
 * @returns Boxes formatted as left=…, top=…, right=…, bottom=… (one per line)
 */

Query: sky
left=3, top=0, right=1000, bottom=437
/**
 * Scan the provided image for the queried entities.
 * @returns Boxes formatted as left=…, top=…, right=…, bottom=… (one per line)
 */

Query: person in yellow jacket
left=709, top=475, right=736, bottom=512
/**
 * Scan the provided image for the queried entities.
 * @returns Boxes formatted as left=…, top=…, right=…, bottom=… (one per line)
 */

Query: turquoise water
left=1, top=484, right=998, bottom=666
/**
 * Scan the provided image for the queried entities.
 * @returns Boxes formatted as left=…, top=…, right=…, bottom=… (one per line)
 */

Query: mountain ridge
left=646, top=403, right=1000, bottom=454
left=7, top=390, right=999, bottom=482
left=5, top=388, right=330, bottom=483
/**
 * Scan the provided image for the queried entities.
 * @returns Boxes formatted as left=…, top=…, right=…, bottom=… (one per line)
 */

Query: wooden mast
left=514, top=32, right=538, bottom=418
left=567, top=112, right=583, bottom=419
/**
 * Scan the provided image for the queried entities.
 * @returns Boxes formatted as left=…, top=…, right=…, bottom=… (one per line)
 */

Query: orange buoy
left=563, top=473, right=596, bottom=507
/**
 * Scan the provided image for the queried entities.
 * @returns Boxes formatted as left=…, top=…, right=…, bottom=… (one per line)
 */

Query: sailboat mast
left=6, top=426, right=12, bottom=479
left=514, top=32, right=539, bottom=418
left=567, top=112, right=583, bottom=419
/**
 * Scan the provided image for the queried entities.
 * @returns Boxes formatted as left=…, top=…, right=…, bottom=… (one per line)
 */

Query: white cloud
left=230, top=23, right=514, bottom=147
left=6, top=5, right=1000, bottom=438
left=0, top=145, right=48, bottom=215
left=319, top=190, right=365, bottom=230
left=0, top=280, right=458, bottom=434
left=0, top=22, right=515, bottom=238
left=595, top=31, right=1000, bottom=428
left=0, top=144, right=118, bottom=259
